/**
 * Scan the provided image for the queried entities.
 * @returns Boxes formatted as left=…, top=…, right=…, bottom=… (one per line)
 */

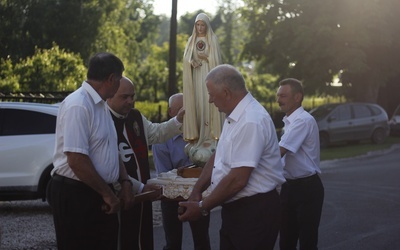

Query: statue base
left=184, top=140, right=217, bottom=167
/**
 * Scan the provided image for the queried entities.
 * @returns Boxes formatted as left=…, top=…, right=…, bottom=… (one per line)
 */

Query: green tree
left=13, top=45, right=86, bottom=91
left=241, top=0, right=400, bottom=103
left=0, top=0, right=106, bottom=62
left=133, top=33, right=188, bottom=102
left=0, top=0, right=160, bottom=62
left=1, top=0, right=164, bottom=96
left=0, top=57, right=20, bottom=92
left=213, top=0, right=246, bottom=65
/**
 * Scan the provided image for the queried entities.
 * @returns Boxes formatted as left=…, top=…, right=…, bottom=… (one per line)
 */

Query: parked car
left=0, top=102, right=58, bottom=201
left=309, top=103, right=390, bottom=148
left=389, top=104, right=400, bottom=136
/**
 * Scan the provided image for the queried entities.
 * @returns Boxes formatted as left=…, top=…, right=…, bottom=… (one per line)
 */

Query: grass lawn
left=320, top=135, right=400, bottom=161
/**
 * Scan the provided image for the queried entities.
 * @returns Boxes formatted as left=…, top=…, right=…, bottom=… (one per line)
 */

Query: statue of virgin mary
left=182, top=13, right=224, bottom=166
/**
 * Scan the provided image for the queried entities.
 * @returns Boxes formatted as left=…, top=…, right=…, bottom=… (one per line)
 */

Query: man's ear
left=107, top=73, right=115, bottom=83
left=294, top=92, right=303, bottom=102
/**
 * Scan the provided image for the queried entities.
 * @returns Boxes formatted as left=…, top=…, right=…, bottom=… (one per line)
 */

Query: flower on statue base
left=185, top=140, right=217, bottom=167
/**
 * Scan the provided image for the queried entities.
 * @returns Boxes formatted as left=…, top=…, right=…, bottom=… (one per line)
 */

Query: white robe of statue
left=182, top=13, right=224, bottom=166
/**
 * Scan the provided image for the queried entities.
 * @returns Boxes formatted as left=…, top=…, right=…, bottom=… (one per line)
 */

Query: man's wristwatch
left=198, top=200, right=209, bottom=216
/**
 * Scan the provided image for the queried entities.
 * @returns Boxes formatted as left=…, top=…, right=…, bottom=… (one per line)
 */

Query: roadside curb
left=320, top=143, right=400, bottom=169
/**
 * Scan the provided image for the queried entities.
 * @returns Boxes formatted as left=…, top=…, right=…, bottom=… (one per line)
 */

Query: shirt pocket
left=216, top=137, right=232, bottom=167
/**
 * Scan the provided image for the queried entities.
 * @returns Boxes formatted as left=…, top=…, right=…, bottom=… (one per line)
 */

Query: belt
left=52, top=174, right=114, bottom=190
left=222, top=190, right=277, bottom=209
left=52, top=174, right=87, bottom=188
left=285, top=173, right=319, bottom=185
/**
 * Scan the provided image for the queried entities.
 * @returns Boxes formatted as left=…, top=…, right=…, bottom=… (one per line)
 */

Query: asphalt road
left=1, top=145, right=400, bottom=249
left=155, top=145, right=400, bottom=250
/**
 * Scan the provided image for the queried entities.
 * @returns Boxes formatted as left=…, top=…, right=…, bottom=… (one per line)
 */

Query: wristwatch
left=198, top=200, right=209, bottom=216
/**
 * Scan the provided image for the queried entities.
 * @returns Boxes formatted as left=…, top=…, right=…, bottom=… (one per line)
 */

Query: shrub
left=135, top=101, right=168, bottom=122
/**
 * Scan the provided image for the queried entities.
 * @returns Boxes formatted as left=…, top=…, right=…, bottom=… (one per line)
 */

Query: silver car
left=309, top=103, right=390, bottom=148
left=0, top=102, right=58, bottom=201
left=389, top=104, right=400, bottom=136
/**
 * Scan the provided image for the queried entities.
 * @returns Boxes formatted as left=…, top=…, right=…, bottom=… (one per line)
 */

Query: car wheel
left=319, top=132, right=330, bottom=148
left=38, top=165, right=53, bottom=201
left=371, top=128, right=386, bottom=144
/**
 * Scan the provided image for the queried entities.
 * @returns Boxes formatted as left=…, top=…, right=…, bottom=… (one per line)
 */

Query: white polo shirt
left=211, top=93, right=285, bottom=203
left=52, top=81, right=120, bottom=183
left=279, top=106, right=321, bottom=179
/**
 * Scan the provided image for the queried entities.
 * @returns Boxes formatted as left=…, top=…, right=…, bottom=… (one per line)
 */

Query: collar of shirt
left=108, top=106, right=126, bottom=119
left=283, top=106, right=305, bottom=126
left=226, top=92, right=253, bottom=124
left=82, top=81, right=104, bottom=106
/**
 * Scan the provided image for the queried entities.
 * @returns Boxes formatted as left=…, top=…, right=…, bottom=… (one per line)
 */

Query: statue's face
left=195, top=20, right=207, bottom=36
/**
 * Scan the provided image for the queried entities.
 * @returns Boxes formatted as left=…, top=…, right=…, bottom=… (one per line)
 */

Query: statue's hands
left=191, top=60, right=201, bottom=68
left=197, top=52, right=208, bottom=62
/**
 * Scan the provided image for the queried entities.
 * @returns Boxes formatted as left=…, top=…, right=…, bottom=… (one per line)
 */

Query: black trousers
left=279, top=174, right=325, bottom=250
left=119, top=200, right=154, bottom=250
left=220, top=190, right=281, bottom=250
left=48, top=174, right=119, bottom=250
left=161, top=200, right=211, bottom=250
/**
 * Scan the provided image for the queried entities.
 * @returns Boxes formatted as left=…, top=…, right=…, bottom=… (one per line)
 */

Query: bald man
left=107, top=76, right=184, bottom=250
left=153, top=93, right=211, bottom=250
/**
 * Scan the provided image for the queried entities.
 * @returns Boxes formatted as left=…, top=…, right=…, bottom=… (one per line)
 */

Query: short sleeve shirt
left=52, top=81, right=120, bottom=183
left=211, top=93, right=285, bottom=203
left=279, top=106, right=321, bottom=179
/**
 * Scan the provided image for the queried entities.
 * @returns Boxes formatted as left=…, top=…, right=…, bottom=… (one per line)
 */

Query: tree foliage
left=6, top=45, right=86, bottom=92
left=0, top=56, right=19, bottom=92
left=0, top=0, right=162, bottom=95
left=2, top=0, right=399, bottom=108
left=240, top=0, right=400, bottom=103
left=1, top=0, right=105, bottom=61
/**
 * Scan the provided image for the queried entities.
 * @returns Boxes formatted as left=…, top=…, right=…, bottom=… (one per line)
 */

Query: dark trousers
left=279, top=174, right=324, bottom=250
left=220, top=190, right=281, bottom=250
left=120, top=201, right=154, bottom=250
left=161, top=200, right=211, bottom=250
left=48, top=175, right=119, bottom=250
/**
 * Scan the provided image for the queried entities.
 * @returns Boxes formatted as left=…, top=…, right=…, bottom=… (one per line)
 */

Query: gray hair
left=206, top=64, right=246, bottom=92
left=168, top=93, right=183, bottom=107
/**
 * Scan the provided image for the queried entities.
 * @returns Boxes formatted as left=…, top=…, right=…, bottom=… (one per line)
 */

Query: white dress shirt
left=211, top=93, right=285, bottom=203
left=279, top=106, right=321, bottom=179
left=52, top=81, right=120, bottom=183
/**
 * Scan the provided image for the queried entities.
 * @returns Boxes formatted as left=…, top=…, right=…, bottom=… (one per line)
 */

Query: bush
left=135, top=101, right=168, bottom=122
left=0, top=44, right=86, bottom=93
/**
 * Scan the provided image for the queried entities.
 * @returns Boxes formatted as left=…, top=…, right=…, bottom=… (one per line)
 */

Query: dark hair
left=279, top=78, right=304, bottom=98
left=87, top=52, right=124, bottom=81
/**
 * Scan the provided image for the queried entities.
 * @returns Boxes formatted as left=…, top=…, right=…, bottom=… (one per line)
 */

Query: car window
left=310, top=104, right=338, bottom=120
left=353, top=104, right=372, bottom=118
left=335, top=105, right=352, bottom=121
left=0, top=109, right=56, bottom=136
left=369, top=105, right=382, bottom=116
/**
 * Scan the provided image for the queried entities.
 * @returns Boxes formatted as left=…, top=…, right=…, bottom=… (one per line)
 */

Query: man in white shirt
left=178, top=64, right=285, bottom=250
left=277, top=78, right=324, bottom=250
left=50, top=52, right=135, bottom=250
